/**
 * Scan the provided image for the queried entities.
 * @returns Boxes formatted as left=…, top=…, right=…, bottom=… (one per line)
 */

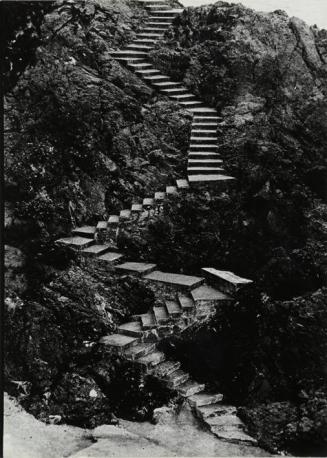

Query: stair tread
left=210, top=428, right=257, bottom=445
left=108, top=215, right=120, bottom=223
left=140, top=312, right=157, bottom=328
left=56, top=236, right=94, bottom=248
left=152, top=360, right=181, bottom=377
left=188, top=159, right=222, bottom=163
left=115, top=262, right=157, bottom=275
left=153, top=305, right=169, bottom=321
left=72, top=225, right=96, bottom=235
left=178, top=294, right=195, bottom=310
left=198, top=403, right=237, bottom=419
left=138, top=351, right=165, bottom=366
left=165, top=300, right=182, bottom=315
left=99, top=334, right=138, bottom=347
left=191, top=284, right=231, bottom=302
left=118, top=321, right=143, bottom=332
left=98, top=252, right=124, bottom=262
left=143, top=197, right=155, bottom=206
left=144, top=271, right=204, bottom=288
left=176, top=179, right=189, bottom=189
left=187, top=167, right=224, bottom=171
left=82, top=244, right=111, bottom=254
left=188, top=174, right=235, bottom=182
left=124, top=343, right=156, bottom=360
left=189, top=392, right=224, bottom=407
left=177, top=380, right=205, bottom=397
left=206, top=414, right=243, bottom=427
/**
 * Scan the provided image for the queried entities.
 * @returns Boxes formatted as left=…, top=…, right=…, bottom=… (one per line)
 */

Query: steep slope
left=4, top=0, right=327, bottom=455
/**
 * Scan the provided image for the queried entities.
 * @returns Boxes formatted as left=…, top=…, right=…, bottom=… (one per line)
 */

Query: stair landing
left=144, top=271, right=205, bottom=290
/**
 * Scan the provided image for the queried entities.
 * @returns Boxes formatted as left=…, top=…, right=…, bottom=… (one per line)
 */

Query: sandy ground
left=4, top=394, right=270, bottom=458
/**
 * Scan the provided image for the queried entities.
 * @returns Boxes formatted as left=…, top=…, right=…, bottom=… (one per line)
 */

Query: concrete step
left=192, top=129, right=217, bottom=137
left=157, top=83, right=185, bottom=91
left=136, top=68, right=160, bottom=76
left=128, top=61, right=153, bottom=69
left=150, top=9, right=183, bottom=16
left=140, top=312, right=157, bottom=329
left=177, top=293, right=195, bottom=313
left=99, top=334, right=139, bottom=350
left=82, top=244, right=114, bottom=257
left=108, top=215, right=120, bottom=225
left=118, top=321, right=144, bottom=338
left=191, top=284, right=232, bottom=305
left=144, top=74, right=171, bottom=83
left=148, top=16, right=176, bottom=22
left=136, top=33, right=164, bottom=39
left=153, top=305, right=169, bottom=324
left=131, top=203, right=143, bottom=213
left=188, top=392, right=224, bottom=408
left=72, top=226, right=97, bottom=239
left=134, top=38, right=157, bottom=44
left=120, top=209, right=131, bottom=220
left=188, top=174, right=235, bottom=185
left=166, top=185, right=178, bottom=195
left=188, top=152, right=221, bottom=159
left=177, top=380, right=205, bottom=397
left=144, top=271, right=205, bottom=291
left=112, top=50, right=148, bottom=58
left=180, top=101, right=204, bottom=108
left=165, top=369, right=190, bottom=388
left=138, top=351, right=166, bottom=368
left=154, top=191, right=166, bottom=201
left=201, top=267, right=253, bottom=295
left=98, top=251, right=125, bottom=264
left=56, top=236, right=95, bottom=250
left=161, top=86, right=189, bottom=93
left=145, top=21, right=173, bottom=26
left=206, top=414, right=244, bottom=429
left=192, top=122, right=218, bottom=128
left=189, top=144, right=218, bottom=152
left=190, top=136, right=217, bottom=144
left=188, top=159, right=223, bottom=167
left=124, top=342, right=157, bottom=361
left=152, top=360, right=181, bottom=377
left=210, top=428, right=257, bottom=446
left=115, top=262, right=157, bottom=276
left=190, top=107, right=217, bottom=114
left=187, top=167, right=224, bottom=175
left=143, top=197, right=155, bottom=207
left=126, top=44, right=153, bottom=52
left=115, top=57, right=146, bottom=64
left=165, top=300, right=182, bottom=317
left=196, top=403, right=237, bottom=420
left=170, top=93, right=197, bottom=101
left=176, top=179, right=189, bottom=190
left=193, top=116, right=220, bottom=122
left=96, top=221, right=107, bottom=231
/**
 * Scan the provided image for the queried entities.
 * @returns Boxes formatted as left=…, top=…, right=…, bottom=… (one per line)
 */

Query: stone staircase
left=99, top=264, right=256, bottom=445
left=54, top=0, right=257, bottom=446
left=56, top=177, right=189, bottom=261
left=111, top=0, right=235, bottom=186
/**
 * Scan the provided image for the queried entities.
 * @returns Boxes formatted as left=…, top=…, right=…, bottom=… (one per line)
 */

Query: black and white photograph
left=2, top=0, right=327, bottom=456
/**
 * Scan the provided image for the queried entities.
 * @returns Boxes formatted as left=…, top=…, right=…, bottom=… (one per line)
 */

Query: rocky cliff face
left=5, top=0, right=185, bottom=429
left=4, top=0, right=327, bottom=455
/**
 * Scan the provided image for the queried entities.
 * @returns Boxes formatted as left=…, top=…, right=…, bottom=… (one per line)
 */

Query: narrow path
left=55, top=0, right=258, bottom=448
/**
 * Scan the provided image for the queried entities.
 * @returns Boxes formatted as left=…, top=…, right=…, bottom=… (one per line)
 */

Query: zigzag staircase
left=55, top=0, right=257, bottom=446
